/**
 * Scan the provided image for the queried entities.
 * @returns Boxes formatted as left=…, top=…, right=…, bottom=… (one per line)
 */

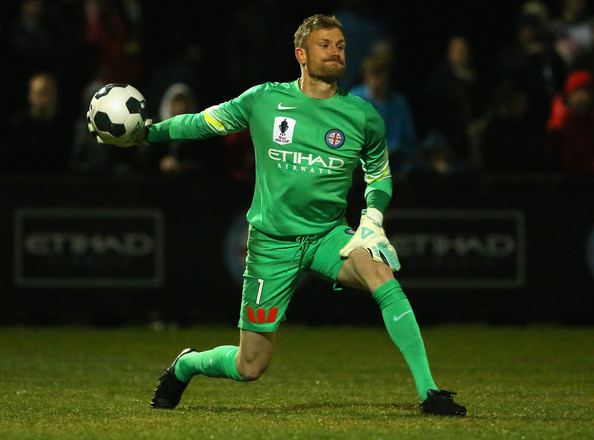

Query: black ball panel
left=126, top=97, right=147, bottom=117
left=94, top=111, right=126, bottom=136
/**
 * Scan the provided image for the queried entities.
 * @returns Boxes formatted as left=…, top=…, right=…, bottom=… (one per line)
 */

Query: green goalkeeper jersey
left=148, top=80, right=392, bottom=236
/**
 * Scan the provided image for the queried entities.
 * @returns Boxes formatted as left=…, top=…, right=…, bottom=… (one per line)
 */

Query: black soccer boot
left=420, top=389, right=467, bottom=416
left=150, top=347, right=197, bottom=409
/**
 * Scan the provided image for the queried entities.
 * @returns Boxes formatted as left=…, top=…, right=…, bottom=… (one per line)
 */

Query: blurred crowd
left=0, top=0, right=593, bottom=182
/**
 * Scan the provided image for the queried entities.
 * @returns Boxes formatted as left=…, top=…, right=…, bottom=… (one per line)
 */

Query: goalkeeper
left=109, top=14, right=466, bottom=416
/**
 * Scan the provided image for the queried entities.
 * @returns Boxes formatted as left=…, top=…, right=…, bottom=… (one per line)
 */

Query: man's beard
left=309, top=61, right=345, bottom=84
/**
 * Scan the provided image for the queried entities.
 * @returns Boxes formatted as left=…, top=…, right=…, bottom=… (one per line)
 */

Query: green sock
left=174, top=345, right=245, bottom=382
left=373, top=279, right=438, bottom=400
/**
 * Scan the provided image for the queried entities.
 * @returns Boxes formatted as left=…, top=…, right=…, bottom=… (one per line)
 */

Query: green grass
left=1, top=324, right=593, bottom=439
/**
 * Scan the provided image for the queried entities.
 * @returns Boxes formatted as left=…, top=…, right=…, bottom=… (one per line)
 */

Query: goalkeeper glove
left=130, top=119, right=153, bottom=146
left=86, top=112, right=152, bottom=147
left=339, top=207, right=401, bottom=271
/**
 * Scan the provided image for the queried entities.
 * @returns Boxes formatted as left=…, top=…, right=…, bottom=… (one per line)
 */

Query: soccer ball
left=87, top=83, right=149, bottom=148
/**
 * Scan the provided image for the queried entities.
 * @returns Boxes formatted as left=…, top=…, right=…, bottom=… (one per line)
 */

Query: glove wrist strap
left=363, top=207, right=383, bottom=225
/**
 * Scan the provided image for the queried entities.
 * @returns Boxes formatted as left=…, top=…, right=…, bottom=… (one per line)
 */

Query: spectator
left=151, top=82, right=201, bottom=175
left=132, top=81, right=224, bottom=178
left=423, top=35, right=486, bottom=163
left=333, top=0, right=396, bottom=91
left=8, top=0, right=59, bottom=78
left=6, top=0, right=62, bottom=121
left=522, top=0, right=552, bottom=28
left=350, top=53, right=418, bottom=173
left=83, top=0, right=145, bottom=86
left=3, top=72, right=72, bottom=174
left=497, top=11, right=566, bottom=143
left=400, top=130, right=470, bottom=178
left=143, top=42, right=205, bottom=120
left=550, top=0, right=593, bottom=68
left=546, top=69, right=594, bottom=173
left=468, top=80, right=546, bottom=173
left=571, top=19, right=594, bottom=73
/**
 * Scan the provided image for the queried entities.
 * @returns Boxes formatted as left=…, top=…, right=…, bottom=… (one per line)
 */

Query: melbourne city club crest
left=325, top=128, right=345, bottom=149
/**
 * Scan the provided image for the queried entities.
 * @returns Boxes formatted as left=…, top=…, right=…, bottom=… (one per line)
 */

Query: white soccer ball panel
left=97, top=87, right=137, bottom=124
left=124, top=84, right=145, bottom=102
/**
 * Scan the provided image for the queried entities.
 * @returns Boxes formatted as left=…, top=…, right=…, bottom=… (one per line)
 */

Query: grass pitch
left=1, top=324, right=593, bottom=439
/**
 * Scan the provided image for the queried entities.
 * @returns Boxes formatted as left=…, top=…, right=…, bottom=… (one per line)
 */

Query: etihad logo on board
left=14, top=208, right=164, bottom=288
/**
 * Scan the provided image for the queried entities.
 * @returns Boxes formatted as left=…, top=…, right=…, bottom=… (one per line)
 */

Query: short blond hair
left=293, top=14, right=342, bottom=49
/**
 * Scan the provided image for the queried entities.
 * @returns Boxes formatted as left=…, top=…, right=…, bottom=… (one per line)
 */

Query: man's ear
left=295, top=47, right=306, bottom=66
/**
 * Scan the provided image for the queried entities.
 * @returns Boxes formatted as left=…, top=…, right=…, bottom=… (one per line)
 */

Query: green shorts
left=238, top=222, right=355, bottom=332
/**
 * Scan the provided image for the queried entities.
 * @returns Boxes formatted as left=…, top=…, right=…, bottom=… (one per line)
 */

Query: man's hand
left=130, top=119, right=153, bottom=146
left=86, top=111, right=152, bottom=147
left=339, top=208, right=401, bottom=271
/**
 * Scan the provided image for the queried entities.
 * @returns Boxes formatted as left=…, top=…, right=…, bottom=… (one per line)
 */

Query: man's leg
left=174, top=329, right=275, bottom=382
left=338, top=249, right=438, bottom=400
left=150, top=330, right=274, bottom=408
left=151, top=225, right=296, bottom=409
left=337, top=248, right=466, bottom=416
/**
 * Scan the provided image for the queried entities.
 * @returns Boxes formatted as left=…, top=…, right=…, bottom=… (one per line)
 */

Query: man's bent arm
left=147, top=108, right=229, bottom=143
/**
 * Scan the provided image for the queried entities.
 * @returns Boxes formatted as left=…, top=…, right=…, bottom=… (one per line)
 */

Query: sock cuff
left=372, top=279, right=406, bottom=308
left=221, top=345, right=244, bottom=381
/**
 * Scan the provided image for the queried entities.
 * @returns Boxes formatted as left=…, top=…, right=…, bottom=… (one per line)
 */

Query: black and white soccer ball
left=87, top=83, right=149, bottom=148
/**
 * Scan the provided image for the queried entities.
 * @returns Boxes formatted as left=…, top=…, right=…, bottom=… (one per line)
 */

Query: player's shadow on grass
left=184, top=401, right=417, bottom=417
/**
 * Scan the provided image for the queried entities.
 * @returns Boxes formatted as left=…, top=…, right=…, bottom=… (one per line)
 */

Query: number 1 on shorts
left=256, top=278, right=264, bottom=305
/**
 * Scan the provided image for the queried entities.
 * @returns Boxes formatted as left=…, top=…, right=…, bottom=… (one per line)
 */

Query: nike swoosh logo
left=277, top=103, right=297, bottom=110
left=393, top=310, right=412, bottom=322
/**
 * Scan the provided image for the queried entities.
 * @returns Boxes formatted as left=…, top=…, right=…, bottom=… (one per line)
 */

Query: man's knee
left=338, top=248, right=395, bottom=292
left=237, top=358, right=270, bottom=381
left=353, top=249, right=394, bottom=291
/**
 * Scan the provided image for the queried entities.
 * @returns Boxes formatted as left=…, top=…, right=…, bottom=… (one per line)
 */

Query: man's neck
left=299, top=76, right=337, bottom=99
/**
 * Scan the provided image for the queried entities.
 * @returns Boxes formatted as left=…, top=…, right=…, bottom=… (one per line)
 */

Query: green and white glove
left=130, top=119, right=153, bottom=146
left=86, top=113, right=152, bottom=147
left=339, top=207, right=401, bottom=271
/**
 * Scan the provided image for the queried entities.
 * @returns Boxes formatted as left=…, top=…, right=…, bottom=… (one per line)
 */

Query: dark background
left=1, top=0, right=593, bottom=327
left=0, top=0, right=557, bottom=129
